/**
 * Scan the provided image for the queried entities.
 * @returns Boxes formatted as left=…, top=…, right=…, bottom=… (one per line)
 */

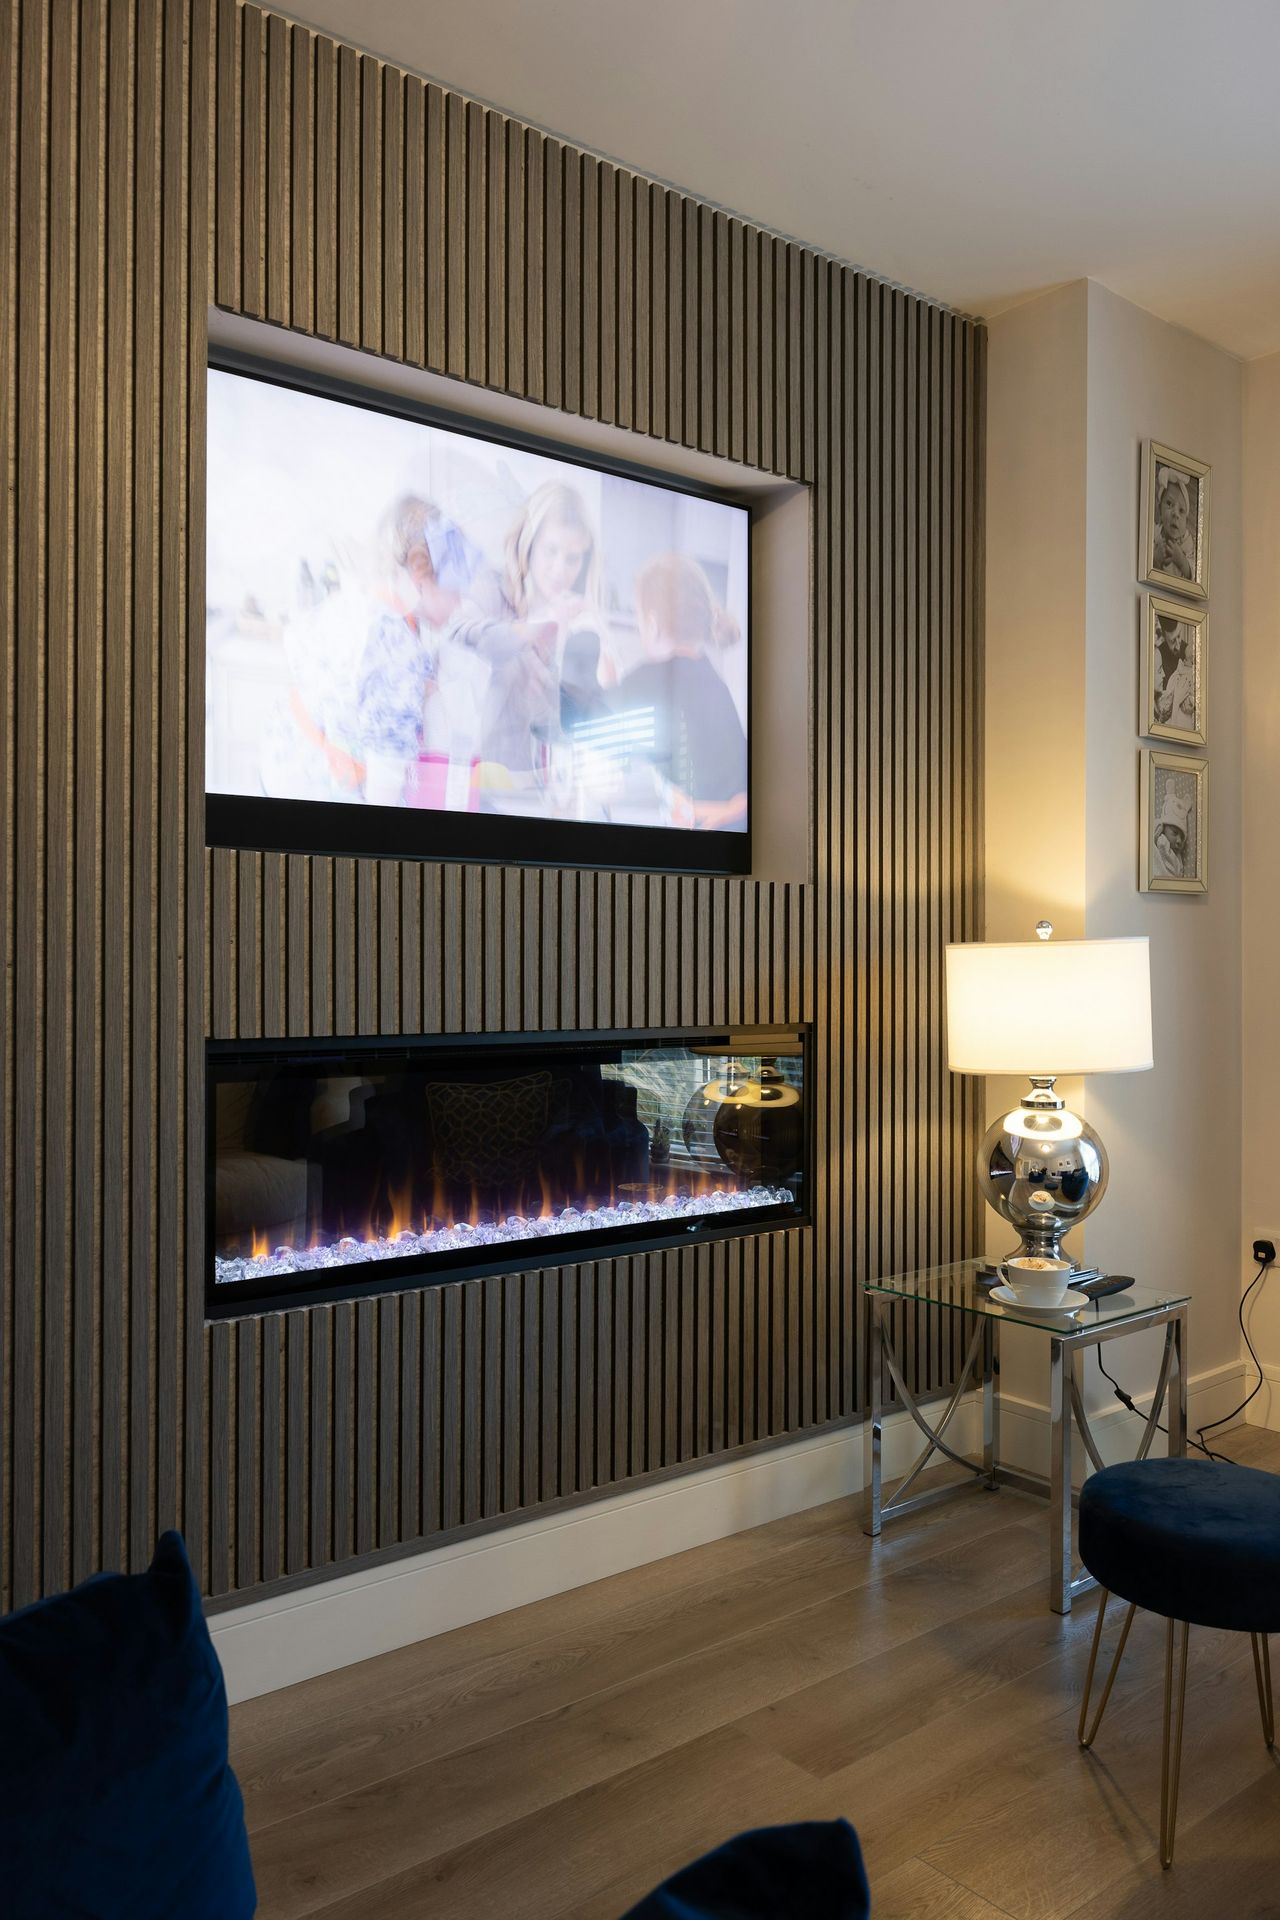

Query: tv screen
left=205, top=359, right=751, bottom=872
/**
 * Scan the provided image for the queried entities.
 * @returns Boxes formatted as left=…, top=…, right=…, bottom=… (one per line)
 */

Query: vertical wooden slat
left=355, top=1297, right=377, bottom=1554
left=522, top=1268, right=541, bottom=1509
left=522, top=128, right=543, bottom=404
left=289, top=22, right=312, bottom=331
left=560, top=1268, right=578, bottom=1497
left=332, top=1303, right=354, bottom=1563
left=70, top=0, right=106, bottom=1585
left=440, top=1284, right=462, bottom=1529
left=505, top=121, right=525, bottom=394
left=264, top=10, right=289, bottom=324
left=98, top=0, right=133, bottom=1586
left=400, top=860, right=421, bottom=1034
left=539, top=1270, right=559, bottom=1504
left=381, top=65, right=403, bottom=361
left=208, top=1323, right=234, bottom=1594
left=336, top=42, right=360, bottom=344
left=378, top=1296, right=398, bottom=1548
left=465, top=98, right=486, bottom=383
left=42, top=0, right=73, bottom=1593
left=421, top=1286, right=442, bottom=1534
left=502, top=1272, right=521, bottom=1511
left=444, top=90, right=466, bottom=379
left=581, top=157, right=599, bottom=419
left=378, top=860, right=399, bottom=1034
left=214, top=0, right=240, bottom=308
left=403, top=75, right=424, bottom=367
left=286, top=1313, right=307, bottom=1573
left=486, top=109, right=505, bottom=390
left=632, top=176, right=649, bottom=436
left=239, top=5, right=264, bottom=317
left=398, top=1288, right=420, bottom=1538
left=562, top=149, right=581, bottom=415
left=312, top=33, right=336, bottom=338
left=309, top=1309, right=331, bottom=1570
left=260, top=1315, right=282, bottom=1583
left=236, top=1322, right=258, bottom=1588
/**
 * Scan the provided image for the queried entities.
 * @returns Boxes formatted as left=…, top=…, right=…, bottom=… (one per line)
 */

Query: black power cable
left=1197, top=1259, right=1272, bottom=1450
left=1094, top=1258, right=1272, bottom=1466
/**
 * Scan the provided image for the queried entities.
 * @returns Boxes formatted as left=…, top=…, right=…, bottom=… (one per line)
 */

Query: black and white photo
left=1140, top=748, right=1208, bottom=893
left=1139, top=438, right=1210, bottom=600
left=1142, top=594, right=1206, bottom=746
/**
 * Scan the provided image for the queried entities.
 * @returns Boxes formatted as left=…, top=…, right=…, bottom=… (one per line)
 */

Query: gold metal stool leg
left=1251, top=1632, right=1274, bottom=1748
left=1159, top=1620, right=1190, bottom=1869
left=1078, top=1589, right=1137, bottom=1749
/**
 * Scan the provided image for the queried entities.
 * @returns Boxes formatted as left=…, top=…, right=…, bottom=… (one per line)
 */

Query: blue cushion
left=0, top=1531, right=257, bottom=1919
left=620, top=1820, right=871, bottom=1920
left=1079, top=1459, right=1280, bottom=1634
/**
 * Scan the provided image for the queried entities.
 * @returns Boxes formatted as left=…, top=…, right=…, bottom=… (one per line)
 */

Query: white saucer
left=990, top=1283, right=1091, bottom=1316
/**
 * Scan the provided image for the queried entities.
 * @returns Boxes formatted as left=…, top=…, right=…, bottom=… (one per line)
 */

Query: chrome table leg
left=863, top=1303, right=883, bottom=1538
left=1049, top=1337, right=1072, bottom=1614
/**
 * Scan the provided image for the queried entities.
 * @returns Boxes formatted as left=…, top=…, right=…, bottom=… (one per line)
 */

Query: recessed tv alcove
left=208, top=1026, right=810, bottom=1318
left=204, top=308, right=814, bottom=889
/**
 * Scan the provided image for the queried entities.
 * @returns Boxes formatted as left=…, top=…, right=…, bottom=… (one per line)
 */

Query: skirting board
left=997, top=1358, right=1247, bottom=1483
left=1245, top=1365, right=1280, bottom=1433
left=209, top=1361, right=1243, bottom=1705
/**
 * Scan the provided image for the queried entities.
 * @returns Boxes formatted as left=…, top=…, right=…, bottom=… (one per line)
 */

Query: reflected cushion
left=1079, top=1458, right=1280, bottom=1633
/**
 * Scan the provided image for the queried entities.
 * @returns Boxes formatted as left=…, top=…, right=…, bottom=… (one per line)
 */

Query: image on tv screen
left=206, top=367, right=750, bottom=845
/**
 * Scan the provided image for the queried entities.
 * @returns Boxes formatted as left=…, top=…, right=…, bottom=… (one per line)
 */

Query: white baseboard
left=1245, top=1365, right=1280, bottom=1432
left=997, top=1359, right=1247, bottom=1482
left=210, top=1360, right=1241, bottom=1707
left=210, top=1400, right=976, bottom=1706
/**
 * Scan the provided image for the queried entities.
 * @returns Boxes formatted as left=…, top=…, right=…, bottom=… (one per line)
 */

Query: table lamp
left=944, top=923, right=1153, bottom=1268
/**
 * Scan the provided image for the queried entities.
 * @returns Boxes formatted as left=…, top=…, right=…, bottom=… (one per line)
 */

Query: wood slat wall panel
left=0, top=0, right=983, bottom=1609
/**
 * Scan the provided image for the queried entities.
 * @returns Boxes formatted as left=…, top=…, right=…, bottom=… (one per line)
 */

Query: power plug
left=1253, top=1238, right=1277, bottom=1267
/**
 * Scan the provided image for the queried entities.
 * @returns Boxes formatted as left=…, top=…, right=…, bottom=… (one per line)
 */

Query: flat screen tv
left=205, top=355, right=752, bottom=872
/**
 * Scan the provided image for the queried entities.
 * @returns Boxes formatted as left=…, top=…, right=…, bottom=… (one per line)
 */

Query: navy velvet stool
left=1077, top=1458, right=1280, bottom=1867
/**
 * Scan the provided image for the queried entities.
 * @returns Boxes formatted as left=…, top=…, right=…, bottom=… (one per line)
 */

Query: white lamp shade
left=945, top=937, right=1153, bottom=1076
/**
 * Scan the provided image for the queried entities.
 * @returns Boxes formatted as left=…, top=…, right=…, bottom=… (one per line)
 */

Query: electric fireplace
left=207, top=1027, right=809, bottom=1315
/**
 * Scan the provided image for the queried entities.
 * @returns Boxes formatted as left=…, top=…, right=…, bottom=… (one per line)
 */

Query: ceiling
left=292, top=0, right=1280, bottom=361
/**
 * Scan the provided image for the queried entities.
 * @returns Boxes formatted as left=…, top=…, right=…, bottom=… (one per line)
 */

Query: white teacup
left=1002, top=1255, right=1072, bottom=1307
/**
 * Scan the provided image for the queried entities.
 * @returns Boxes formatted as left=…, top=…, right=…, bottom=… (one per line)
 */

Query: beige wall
left=1243, top=351, right=1280, bottom=1424
left=1082, top=283, right=1244, bottom=1388
left=986, top=281, right=1245, bottom=1435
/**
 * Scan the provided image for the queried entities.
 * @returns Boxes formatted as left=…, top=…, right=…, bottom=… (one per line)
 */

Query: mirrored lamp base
left=979, top=1075, right=1110, bottom=1268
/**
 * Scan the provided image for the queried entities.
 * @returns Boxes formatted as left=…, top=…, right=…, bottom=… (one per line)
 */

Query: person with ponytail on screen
left=617, top=553, right=748, bottom=832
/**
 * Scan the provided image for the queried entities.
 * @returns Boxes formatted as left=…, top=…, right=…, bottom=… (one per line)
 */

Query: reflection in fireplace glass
left=210, top=1032, right=806, bottom=1299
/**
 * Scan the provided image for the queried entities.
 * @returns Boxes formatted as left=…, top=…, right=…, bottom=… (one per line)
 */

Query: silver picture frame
left=1141, top=594, right=1206, bottom=747
left=1139, top=748, right=1208, bottom=894
left=1139, top=438, right=1210, bottom=601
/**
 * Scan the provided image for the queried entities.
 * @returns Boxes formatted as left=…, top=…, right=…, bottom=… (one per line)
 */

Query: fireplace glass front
left=207, top=1028, right=808, bottom=1314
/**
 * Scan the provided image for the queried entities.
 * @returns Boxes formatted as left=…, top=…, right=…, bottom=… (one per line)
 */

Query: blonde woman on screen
left=448, top=481, right=612, bottom=775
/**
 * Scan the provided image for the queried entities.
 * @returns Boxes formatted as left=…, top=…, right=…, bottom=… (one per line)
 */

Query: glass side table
left=864, top=1260, right=1189, bottom=1613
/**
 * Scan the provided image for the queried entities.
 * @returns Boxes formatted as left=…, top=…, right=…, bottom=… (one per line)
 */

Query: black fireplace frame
left=205, top=1025, right=811, bottom=1320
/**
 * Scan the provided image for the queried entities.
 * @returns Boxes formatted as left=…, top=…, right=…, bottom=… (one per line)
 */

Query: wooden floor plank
left=874, top=1857, right=1020, bottom=1920
left=247, top=1519, right=1048, bottom=1914
left=283, top=1728, right=821, bottom=1920
left=1060, top=1767, right=1280, bottom=1918
left=232, top=1426, right=1280, bottom=1920
left=914, top=1632, right=1268, bottom=1920
left=233, top=1479, right=1023, bottom=1828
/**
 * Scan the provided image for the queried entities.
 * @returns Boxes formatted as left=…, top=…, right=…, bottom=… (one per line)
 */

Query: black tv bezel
left=204, top=1024, right=811, bottom=1319
left=204, top=349, right=754, bottom=876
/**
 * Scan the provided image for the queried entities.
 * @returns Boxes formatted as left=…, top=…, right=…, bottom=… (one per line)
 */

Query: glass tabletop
left=866, top=1259, right=1190, bottom=1334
